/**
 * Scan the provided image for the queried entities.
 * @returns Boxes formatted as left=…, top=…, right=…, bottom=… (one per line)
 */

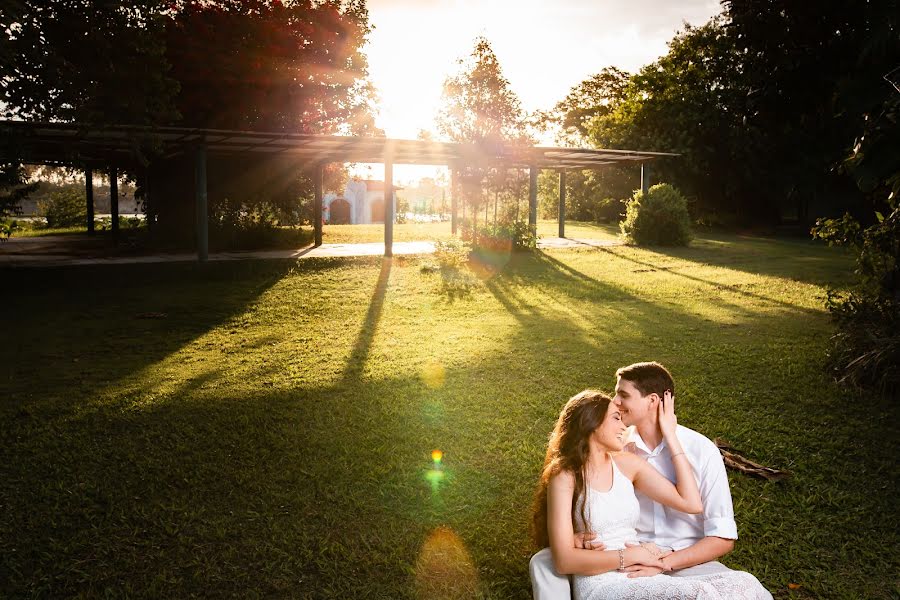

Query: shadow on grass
left=2, top=252, right=897, bottom=599
left=650, top=231, right=855, bottom=287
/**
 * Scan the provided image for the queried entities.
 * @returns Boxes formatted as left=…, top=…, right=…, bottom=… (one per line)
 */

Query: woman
left=532, top=390, right=772, bottom=600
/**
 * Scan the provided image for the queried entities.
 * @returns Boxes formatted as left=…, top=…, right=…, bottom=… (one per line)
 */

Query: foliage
left=1, top=0, right=178, bottom=125
left=427, top=238, right=478, bottom=298
left=0, top=162, right=37, bottom=219
left=536, top=66, right=630, bottom=145
left=436, top=37, right=532, bottom=238
left=538, top=168, right=636, bottom=222
left=812, top=201, right=900, bottom=393
left=165, top=0, right=378, bottom=134
left=621, top=183, right=692, bottom=246
left=37, top=186, right=87, bottom=228
left=475, top=220, right=537, bottom=252
left=593, top=197, right=625, bottom=224
left=722, top=0, right=899, bottom=223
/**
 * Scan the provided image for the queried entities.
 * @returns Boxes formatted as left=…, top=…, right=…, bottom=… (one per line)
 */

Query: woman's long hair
left=531, top=390, right=613, bottom=549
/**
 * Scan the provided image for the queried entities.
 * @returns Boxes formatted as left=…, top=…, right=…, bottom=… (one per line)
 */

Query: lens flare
left=414, top=526, right=479, bottom=599
left=421, top=360, right=446, bottom=389
left=431, top=449, right=443, bottom=464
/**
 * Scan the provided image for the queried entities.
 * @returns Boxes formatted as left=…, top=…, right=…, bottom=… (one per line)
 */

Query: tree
left=584, top=17, right=769, bottom=224
left=538, top=67, right=630, bottom=146
left=0, top=163, right=37, bottom=220
left=165, top=0, right=378, bottom=134
left=435, top=37, right=531, bottom=238
left=1, top=0, right=179, bottom=125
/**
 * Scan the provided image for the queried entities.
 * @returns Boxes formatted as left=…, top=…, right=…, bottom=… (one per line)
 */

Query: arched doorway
left=330, top=198, right=351, bottom=224
left=370, top=197, right=384, bottom=223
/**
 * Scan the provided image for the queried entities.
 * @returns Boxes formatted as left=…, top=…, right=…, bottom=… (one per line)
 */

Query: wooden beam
left=195, top=144, right=208, bottom=262
left=109, top=167, right=119, bottom=240
left=314, top=163, right=323, bottom=247
left=529, top=165, right=538, bottom=237
left=558, top=170, right=566, bottom=238
left=641, top=163, right=651, bottom=197
left=384, top=159, right=393, bottom=257
left=85, top=168, right=94, bottom=234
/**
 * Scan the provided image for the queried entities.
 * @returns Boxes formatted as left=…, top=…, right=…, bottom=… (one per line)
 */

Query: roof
left=0, top=121, right=678, bottom=170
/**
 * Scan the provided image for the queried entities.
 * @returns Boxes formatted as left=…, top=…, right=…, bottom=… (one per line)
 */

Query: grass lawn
left=321, top=219, right=620, bottom=244
left=2, top=232, right=897, bottom=599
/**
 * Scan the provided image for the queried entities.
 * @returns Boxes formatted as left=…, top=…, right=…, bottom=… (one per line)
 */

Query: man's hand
left=573, top=532, right=606, bottom=550
left=624, top=565, right=665, bottom=578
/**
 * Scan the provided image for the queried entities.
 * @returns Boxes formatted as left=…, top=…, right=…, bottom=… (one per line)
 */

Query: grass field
left=2, top=230, right=898, bottom=599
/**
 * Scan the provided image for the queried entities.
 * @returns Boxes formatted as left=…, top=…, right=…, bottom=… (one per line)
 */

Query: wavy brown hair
left=531, top=390, right=613, bottom=549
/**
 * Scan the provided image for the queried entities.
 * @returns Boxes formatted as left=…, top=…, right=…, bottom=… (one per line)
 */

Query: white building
left=323, top=179, right=400, bottom=225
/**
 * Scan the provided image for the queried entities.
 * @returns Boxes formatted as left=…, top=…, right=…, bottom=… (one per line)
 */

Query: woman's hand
left=624, top=545, right=664, bottom=570
left=658, top=390, right=677, bottom=438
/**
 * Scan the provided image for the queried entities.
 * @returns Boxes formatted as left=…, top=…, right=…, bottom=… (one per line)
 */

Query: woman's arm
left=547, top=470, right=663, bottom=575
left=621, top=392, right=703, bottom=514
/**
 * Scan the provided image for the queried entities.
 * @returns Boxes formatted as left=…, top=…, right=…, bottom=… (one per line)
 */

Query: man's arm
left=661, top=536, right=733, bottom=571
left=624, top=536, right=733, bottom=577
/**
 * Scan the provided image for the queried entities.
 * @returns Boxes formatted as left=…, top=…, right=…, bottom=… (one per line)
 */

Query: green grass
left=1, top=233, right=897, bottom=599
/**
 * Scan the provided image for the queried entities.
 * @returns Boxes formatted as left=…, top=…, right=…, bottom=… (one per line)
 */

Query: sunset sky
left=365, top=0, right=722, bottom=140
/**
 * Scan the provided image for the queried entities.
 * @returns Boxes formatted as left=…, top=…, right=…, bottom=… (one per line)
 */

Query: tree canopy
left=1, top=0, right=378, bottom=134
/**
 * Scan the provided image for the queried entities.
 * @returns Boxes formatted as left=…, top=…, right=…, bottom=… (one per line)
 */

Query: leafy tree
left=537, top=67, right=630, bottom=145
left=585, top=17, right=767, bottom=225
left=436, top=37, right=531, bottom=238
left=1, top=0, right=178, bottom=125
left=166, top=0, right=378, bottom=134
left=722, top=0, right=898, bottom=223
left=0, top=163, right=37, bottom=219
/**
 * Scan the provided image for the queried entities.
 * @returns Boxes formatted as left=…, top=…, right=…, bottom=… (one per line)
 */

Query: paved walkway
left=0, top=235, right=620, bottom=268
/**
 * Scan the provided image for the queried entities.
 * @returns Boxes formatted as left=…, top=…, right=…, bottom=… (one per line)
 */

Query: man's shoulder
left=676, top=425, right=720, bottom=456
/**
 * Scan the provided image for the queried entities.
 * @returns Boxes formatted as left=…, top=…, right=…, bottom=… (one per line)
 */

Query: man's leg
left=529, top=547, right=572, bottom=600
left=667, top=561, right=732, bottom=577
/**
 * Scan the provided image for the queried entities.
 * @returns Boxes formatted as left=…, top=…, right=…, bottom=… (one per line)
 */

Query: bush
left=620, top=183, right=692, bottom=246
left=38, top=186, right=87, bottom=228
left=812, top=202, right=900, bottom=394
left=592, top=197, right=624, bottom=223
left=474, top=220, right=537, bottom=252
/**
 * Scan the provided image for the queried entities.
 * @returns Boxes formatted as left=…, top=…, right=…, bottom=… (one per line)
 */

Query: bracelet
left=670, top=451, right=686, bottom=459
left=617, top=548, right=625, bottom=571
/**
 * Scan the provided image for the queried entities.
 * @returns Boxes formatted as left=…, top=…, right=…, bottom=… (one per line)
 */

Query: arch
left=330, top=198, right=351, bottom=224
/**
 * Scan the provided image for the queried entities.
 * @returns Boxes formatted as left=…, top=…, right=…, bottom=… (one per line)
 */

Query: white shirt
left=627, top=424, right=738, bottom=551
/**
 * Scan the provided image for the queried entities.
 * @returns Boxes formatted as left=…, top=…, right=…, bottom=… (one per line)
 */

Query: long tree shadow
left=647, top=231, right=855, bottom=287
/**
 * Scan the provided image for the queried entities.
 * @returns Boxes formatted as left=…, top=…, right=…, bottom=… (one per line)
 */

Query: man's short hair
left=616, top=361, right=675, bottom=398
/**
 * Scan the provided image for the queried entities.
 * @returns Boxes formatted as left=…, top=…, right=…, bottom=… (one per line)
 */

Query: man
left=529, top=361, right=756, bottom=599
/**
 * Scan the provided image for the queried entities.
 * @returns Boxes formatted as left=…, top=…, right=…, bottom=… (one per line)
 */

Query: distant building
left=323, top=179, right=401, bottom=225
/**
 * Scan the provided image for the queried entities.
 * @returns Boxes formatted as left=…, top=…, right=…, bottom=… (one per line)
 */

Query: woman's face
left=591, top=402, right=628, bottom=452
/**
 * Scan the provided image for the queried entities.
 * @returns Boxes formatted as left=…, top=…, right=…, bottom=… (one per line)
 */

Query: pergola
left=1, top=121, right=677, bottom=260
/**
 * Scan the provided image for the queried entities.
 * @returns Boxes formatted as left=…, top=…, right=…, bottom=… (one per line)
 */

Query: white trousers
left=528, top=547, right=735, bottom=600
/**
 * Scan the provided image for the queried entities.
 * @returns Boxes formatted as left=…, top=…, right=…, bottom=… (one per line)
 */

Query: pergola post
left=384, top=159, right=393, bottom=257
left=450, top=168, right=458, bottom=235
left=528, top=165, right=538, bottom=237
left=143, top=169, right=154, bottom=238
left=85, top=168, right=94, bottom=234
left=195, top=144, right=208, bottom=262
left=558, top=170, right=566, bottom=238
left=314, top=163, right=323, bottom=247
left=641, top=163, right=651, bottom=197
left=109, top=167, right=119, bottom=240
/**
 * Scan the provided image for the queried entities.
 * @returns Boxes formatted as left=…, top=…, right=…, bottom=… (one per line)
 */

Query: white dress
left=573, top=459, right=773, bottom=600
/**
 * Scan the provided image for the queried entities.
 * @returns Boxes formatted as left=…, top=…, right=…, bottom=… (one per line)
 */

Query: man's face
left=613, top=376, right=654, bottom=427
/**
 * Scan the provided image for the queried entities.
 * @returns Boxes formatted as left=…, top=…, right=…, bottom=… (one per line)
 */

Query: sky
left=356, top=0, right=722, bottom=182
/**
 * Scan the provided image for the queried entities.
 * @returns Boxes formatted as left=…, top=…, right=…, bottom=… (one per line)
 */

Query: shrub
left=592, top=197, right=624, bottom=223
left=475, top=220, right=537, bottom=252
left=812, top=202, right=900, bottom=394
left=38, top=186, right=87, bottom=228
left=620, top=183, right=692, bottom=246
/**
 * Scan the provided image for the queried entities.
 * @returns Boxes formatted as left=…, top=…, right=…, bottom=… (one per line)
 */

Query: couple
left=529, top=362, right=773, bottom=600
